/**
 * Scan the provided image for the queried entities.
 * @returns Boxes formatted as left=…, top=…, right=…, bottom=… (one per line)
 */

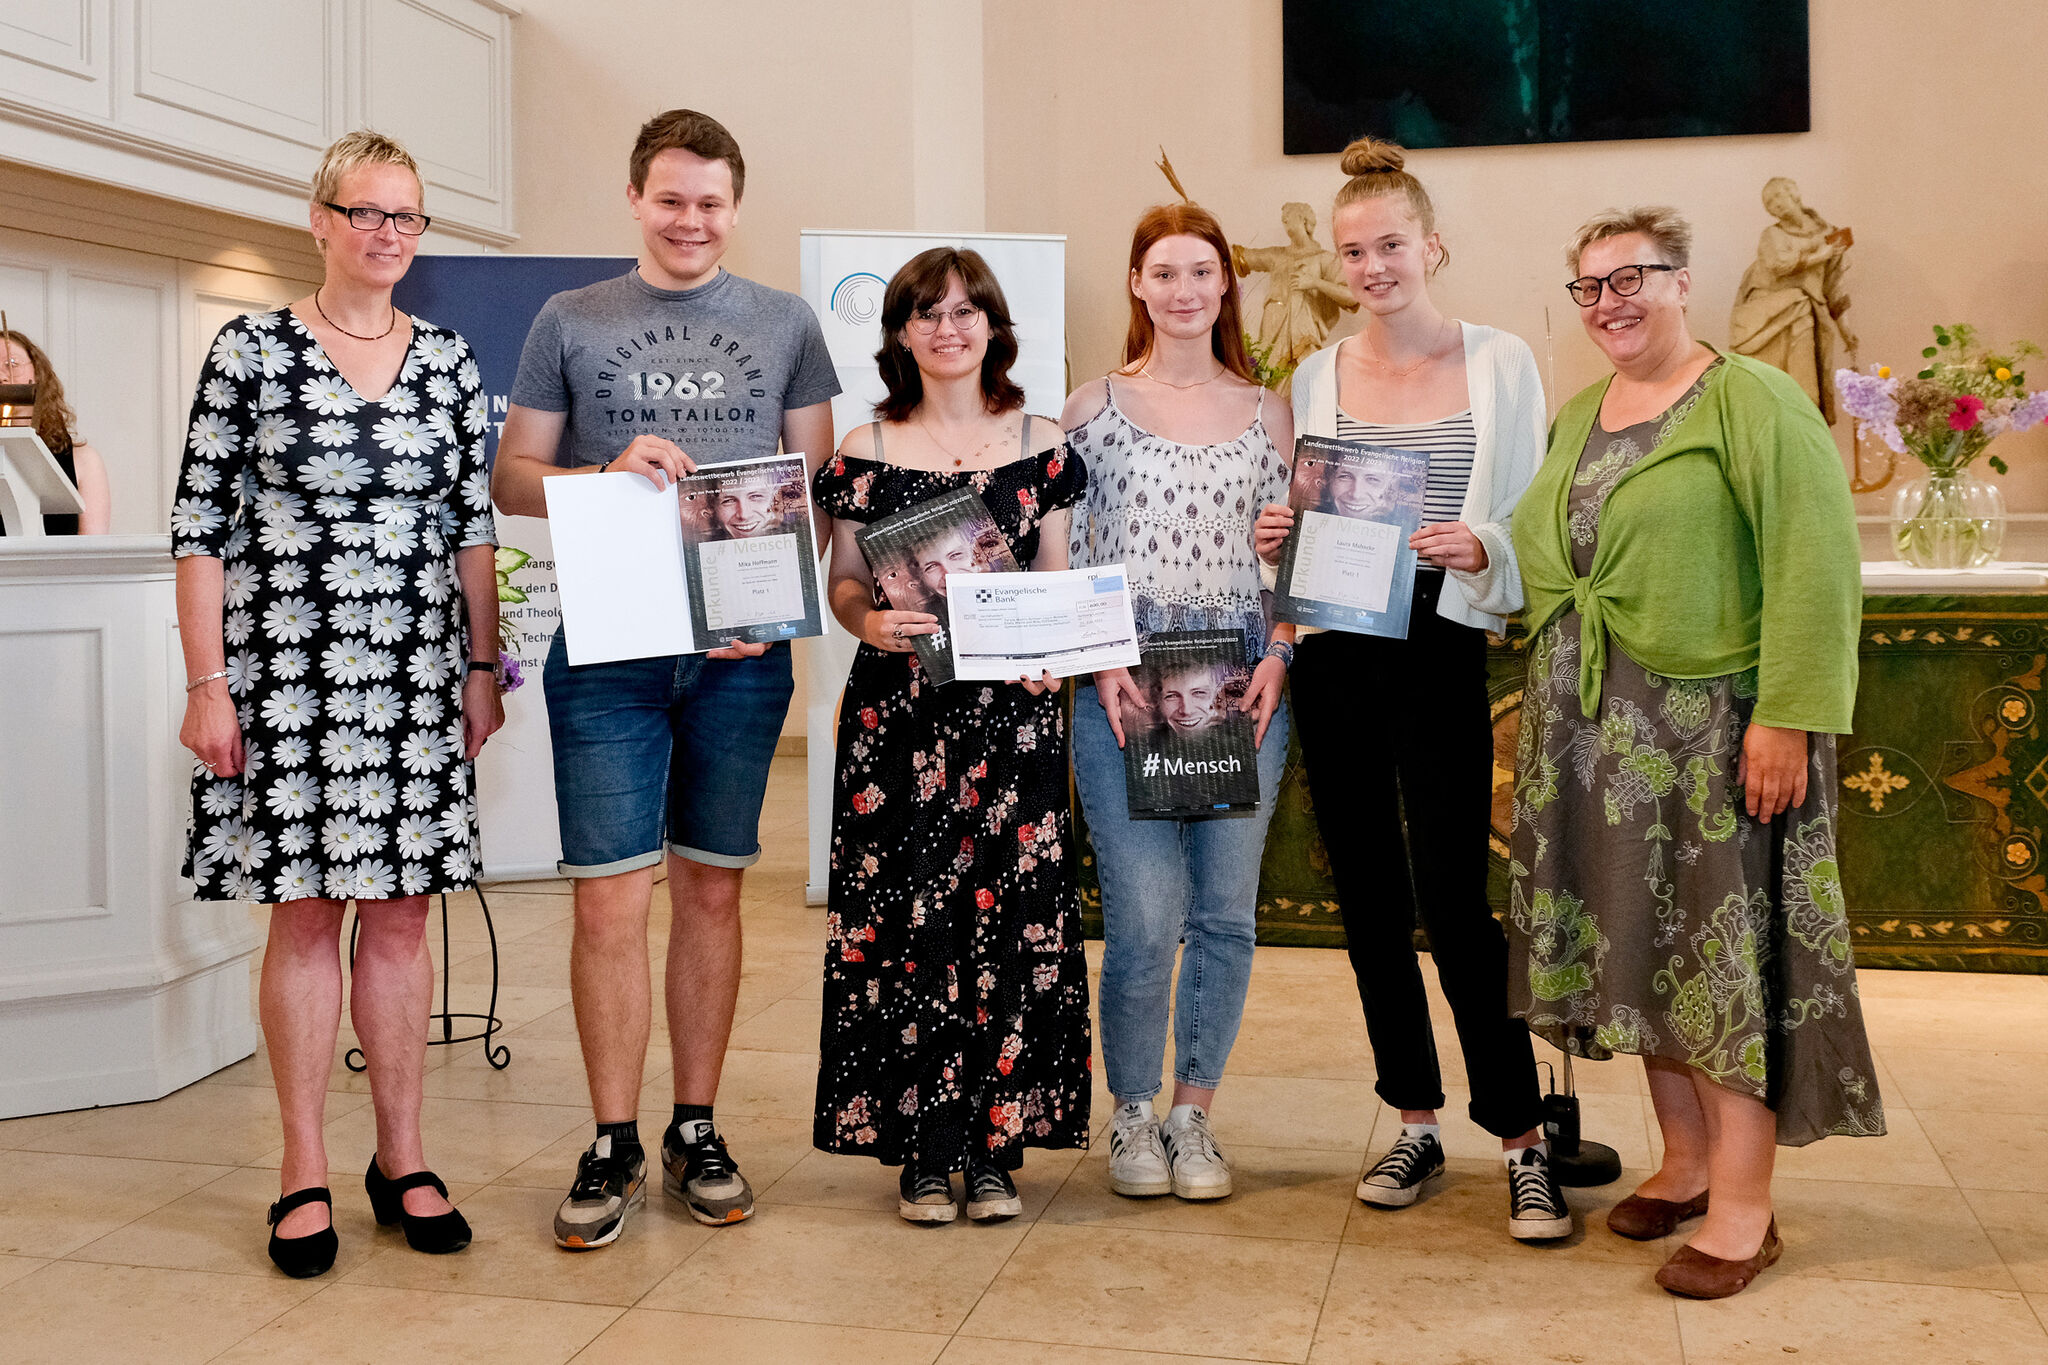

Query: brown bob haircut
left=873, top=247, right=1026, bottom=423
left=1120, top=204, right=1256, bottom=382
left=0, top=330, right=77, bottom=454
left=630, top=109, right=745, bottom=200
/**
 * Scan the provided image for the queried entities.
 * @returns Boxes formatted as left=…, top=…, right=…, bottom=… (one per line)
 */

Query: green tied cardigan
left=1513, top=350, right=1862, bottom=732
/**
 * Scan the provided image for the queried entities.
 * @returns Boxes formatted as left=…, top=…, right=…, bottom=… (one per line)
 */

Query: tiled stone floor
left=4, top=759, right=2047, bottom=1361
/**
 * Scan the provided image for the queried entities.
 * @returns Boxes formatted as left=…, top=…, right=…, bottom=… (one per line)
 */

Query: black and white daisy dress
left=171, top=311, right=498, bottom=904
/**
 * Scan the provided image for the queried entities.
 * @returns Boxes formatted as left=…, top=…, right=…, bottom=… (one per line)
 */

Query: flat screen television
left=1283, top=0, right=1810, bottom=153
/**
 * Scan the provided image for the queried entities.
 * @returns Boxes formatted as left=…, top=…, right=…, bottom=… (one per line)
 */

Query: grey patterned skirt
left=1507, top=615, right=1886, bottom=1146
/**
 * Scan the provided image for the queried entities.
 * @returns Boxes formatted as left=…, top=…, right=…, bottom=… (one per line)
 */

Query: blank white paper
left=543, top=472, right=693, bottom=664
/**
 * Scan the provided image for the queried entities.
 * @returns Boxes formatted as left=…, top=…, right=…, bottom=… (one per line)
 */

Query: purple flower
left=500, top=653, right=526, bottom=695
left=2009, top=390, right=2048, bottom=433
left=1834, top=369, right=1905, bottom=452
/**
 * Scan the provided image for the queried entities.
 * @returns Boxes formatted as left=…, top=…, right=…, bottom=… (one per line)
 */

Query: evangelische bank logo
left=830, top=272, right=887, bottom=327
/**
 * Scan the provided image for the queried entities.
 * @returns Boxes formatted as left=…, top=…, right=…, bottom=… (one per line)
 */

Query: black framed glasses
left=908, top=303, right=983, bottom=334
left=1566, top=263, right=1675, bottom=306
left=322, top=202, right=433, bottom=236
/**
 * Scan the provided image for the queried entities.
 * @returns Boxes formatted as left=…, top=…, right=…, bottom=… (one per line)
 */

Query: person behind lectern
left=0, top=329, right=111, bottom=534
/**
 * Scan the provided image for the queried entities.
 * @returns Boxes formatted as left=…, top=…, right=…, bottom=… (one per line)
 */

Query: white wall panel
left=129, top=0, right=341, bottom=161
left=0, top=0, right=109, bottom=117
left=0, top=624, right=109, bottom=919
left=362, top=0, right=500, bottom=199
left=67, top=270, right=169, bottom=532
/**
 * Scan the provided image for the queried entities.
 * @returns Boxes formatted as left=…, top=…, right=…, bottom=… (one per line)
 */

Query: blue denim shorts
left=541, top=628, right=796, bottom=876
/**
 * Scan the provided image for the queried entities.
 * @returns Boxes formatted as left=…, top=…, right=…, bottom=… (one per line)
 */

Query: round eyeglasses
left=1566, top=263, right=1676, bottom=307
left=322, top=202, right=433, bottom=236
left=908, top=304, right=984, bottom=335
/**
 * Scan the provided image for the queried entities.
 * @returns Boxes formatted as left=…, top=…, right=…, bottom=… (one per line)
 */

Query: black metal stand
left=345, top=886, right=508, bottom=1072
left=1541, top=1052, right=1622, bottom=1187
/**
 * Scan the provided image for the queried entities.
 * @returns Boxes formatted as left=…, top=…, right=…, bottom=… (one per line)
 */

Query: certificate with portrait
left=943, top=565, right=1142, bottom=681
left=676, top=453, right=828, bottom=649
left=1272, top=434, right=1428, bottom=639
left=1120, top=630, right=1262, bottom=820
left=855, top=486, right=1019, bottom=686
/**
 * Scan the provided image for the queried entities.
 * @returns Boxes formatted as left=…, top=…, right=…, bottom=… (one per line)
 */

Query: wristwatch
left=1266, top=641, right=1296, bottom=671
left=466, top=660, right=501, bottom=677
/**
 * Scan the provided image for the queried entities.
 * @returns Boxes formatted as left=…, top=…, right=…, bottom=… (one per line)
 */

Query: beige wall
left=983, top=0, right=2048, bottom=515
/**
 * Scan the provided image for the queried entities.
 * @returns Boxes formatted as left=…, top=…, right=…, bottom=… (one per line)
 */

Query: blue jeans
left=1071, top=683, right=1289, bottom=1099
left=541, top=628, right=795, bottom=876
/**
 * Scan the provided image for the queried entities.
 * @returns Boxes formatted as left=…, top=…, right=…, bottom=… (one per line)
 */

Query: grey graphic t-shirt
left=510, top=267, right=840, bottom=469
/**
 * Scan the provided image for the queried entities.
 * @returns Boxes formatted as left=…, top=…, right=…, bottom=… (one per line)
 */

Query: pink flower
left=1950, top=394, right=1987, bottom=431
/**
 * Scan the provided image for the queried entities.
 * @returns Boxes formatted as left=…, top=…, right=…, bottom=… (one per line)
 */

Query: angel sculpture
left=1230, top=202, right=1357, bottom=382
left=1729, top=177, right=1859, bottom=423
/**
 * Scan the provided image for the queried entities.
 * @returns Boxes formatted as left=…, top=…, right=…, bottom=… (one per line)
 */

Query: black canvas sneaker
left=1507, top=1145, right=1574, bottom=1241
left=1358, top=1130, right=1447, bottom=1208
left=898, top=1164, right=958, bottom=1224
left=553, top=1136, right=646, bottom=1250
left=964, top=1160, right=1023, bottom=1222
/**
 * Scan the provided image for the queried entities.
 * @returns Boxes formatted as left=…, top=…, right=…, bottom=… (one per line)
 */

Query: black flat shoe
left=266, top=1186, right=337, bottom=1278
left=366, top=1154, right=471, bottom=1254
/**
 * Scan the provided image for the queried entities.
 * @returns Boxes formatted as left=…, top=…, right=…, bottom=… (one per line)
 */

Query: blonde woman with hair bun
left=1253, top=133, right=1564, bottom=1242
left=171, top=128, right=503, bottom=1277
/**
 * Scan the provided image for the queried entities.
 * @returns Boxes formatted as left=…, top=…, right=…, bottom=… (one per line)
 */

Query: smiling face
left=315, top=163, right=423, bottom=291
left=899, top=272, right=987, bottom=384
left=1324, top=463, right=1397, bottom=519
left=1158, top=664, right=1222, bottom=733
left=912, top=526, right=978, bottom=597
left=1575, top=231, right=1691, bottom=376
left=629, top=148, right=738, bottom=290
left=713, top=482, right=778, bottom=538
left=1334, top=195, right=1439, bottom=319
left=1130, top=233, right=1228, bottom=347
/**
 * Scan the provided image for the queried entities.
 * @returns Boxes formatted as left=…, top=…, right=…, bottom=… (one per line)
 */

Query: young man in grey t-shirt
left=492, top=109, right=838, bottom=1250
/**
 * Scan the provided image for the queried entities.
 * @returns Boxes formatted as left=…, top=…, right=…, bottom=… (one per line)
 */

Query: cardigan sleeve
left=1449, top=335, right=1545, bottom=618
left=1717, top=363, right=1863, bottom=733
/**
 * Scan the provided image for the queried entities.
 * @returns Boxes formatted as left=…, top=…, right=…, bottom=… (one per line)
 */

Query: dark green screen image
left=1283, top=0, right=1809, bottom=152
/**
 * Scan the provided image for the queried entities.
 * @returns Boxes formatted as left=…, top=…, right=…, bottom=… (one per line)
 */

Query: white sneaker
left=1160, top=1105, right=1232, bottom=1200
left=1108, top=1101, right=1172, bottom=1198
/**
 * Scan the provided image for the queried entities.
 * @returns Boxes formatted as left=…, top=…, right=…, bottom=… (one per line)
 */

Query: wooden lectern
left=0, top=427, right=84, bottom=536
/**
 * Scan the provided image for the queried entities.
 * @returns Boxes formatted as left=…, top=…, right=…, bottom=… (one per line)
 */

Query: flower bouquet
left=492, top=546, right=531, bottom=693
left=1836, top=325, right=2048, bottom=568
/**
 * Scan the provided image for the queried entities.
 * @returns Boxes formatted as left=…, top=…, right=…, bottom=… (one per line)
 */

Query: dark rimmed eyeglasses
left=908, top=304, right=984, bottom=334
left=1566, top=263, right=1675, bottom=306
left=322, top=202, right=433, bottom=236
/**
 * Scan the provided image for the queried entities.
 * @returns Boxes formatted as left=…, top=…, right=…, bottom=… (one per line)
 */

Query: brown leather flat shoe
left=1654, top=1220, right=1782, bottom=1299
left=1607, top=1187, right=1709, bottom=1240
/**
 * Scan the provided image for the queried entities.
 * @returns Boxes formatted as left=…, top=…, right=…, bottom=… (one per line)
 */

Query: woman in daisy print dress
left=173, top=132, right=502, bottom=1279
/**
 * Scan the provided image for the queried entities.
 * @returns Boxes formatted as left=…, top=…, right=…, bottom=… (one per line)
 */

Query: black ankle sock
left=596, top=1119, right=641, bottom=1157
left=668, top=1104, right=714, bottom=1145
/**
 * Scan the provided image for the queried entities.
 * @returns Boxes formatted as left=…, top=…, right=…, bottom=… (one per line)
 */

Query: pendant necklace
left=314, top=287, right=397, bottom=342
left=1363, top=319, right=1452, bottom=380
left=919, top=415, right=1004, bottom=468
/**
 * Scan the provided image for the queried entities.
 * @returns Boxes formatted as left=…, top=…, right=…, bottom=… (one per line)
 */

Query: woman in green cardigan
left=1507, top=207, right=1884, bottom=1301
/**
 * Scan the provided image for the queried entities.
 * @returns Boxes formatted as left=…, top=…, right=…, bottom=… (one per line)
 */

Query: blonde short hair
left=311, top=129, right=421, bottom=207
left=1566, top=206, right=1691, bottom=275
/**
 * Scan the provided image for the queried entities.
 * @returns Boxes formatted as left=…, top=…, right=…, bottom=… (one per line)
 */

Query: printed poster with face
left=853, top=485, right=1019, bottom=685
left=1120, top=630, right=1262, bottom=820
left=1273, top=434, right=1428, bottom=639
left=676, top=453, right=829, bottom=648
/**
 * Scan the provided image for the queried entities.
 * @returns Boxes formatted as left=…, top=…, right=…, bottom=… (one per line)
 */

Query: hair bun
left=1339, top=136, right=1406, bottom=177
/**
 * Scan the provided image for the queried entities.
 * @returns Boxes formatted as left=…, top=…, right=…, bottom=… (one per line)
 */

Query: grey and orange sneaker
left=553, top=1136, right=646, bottom=1250
left=662, top=1122, right=755, bottom=1227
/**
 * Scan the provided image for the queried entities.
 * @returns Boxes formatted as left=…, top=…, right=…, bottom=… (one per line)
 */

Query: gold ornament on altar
left=1728, top=178, right=1859, bottom=424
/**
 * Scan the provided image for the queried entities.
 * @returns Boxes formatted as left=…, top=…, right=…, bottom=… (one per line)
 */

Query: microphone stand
left=1541, top=1052, right=1621, bottom=1186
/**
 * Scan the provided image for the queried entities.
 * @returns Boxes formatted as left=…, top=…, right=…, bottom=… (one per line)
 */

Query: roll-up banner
left=798, top=231, right=1067, bottom=903
left=394, top=255, right=634, bottom=882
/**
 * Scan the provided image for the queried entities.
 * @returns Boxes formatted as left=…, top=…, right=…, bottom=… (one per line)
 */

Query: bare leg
left=1393, top=1106, right=1539, bottom=1152
left=262, top=899, right=347, bottom=1237
left=1638, top=1054, right=1713, bottom=1202
left=351, top=895, right=451, bottom=1217
left=571, top=867, right=657, bottom=1122
left=1171, top=1082, right=1217, bottom=1111
left=665, top=855, right=743, bottom=1106
left=1685, top=1074, right=1777, bottom=1260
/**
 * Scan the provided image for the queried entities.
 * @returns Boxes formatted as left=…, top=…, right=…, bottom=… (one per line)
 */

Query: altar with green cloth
left=1077, top=578, right=2048, bottom=974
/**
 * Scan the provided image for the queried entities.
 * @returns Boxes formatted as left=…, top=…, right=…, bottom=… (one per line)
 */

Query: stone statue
left=1231, top=202, right=1357, bottom=380
left=1728, top=177, right=1859, bottom=423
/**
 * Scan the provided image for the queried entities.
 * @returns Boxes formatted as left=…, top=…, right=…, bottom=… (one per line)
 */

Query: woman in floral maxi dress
left=1509, top=208, right=1882, bottom=1301
left=812, top=247, right=1091, bottom=1225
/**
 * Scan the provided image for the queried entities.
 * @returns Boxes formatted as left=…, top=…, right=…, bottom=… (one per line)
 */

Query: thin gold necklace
left=314, top=288, right=397, bottom=342
left=1362, top=319, right=1452, bottom=379
left=1136, top=363, right=1224, bottom=390
left=918, top=414, right=1007, bottom=468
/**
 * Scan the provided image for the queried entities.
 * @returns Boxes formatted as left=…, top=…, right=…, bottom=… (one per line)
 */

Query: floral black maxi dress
left=811, top=445, right=1093, bottom=1171
left=172, top=311, right=497, bottom=903
left=1507, top=361, right=1885, bottom=1146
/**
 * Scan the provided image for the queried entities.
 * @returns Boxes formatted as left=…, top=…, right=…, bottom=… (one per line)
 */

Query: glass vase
left=1890, top=468, right=2006, bottom=569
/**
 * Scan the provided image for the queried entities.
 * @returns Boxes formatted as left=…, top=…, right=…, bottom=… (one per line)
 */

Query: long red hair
left=1119, top=204, right=1256, bottom=383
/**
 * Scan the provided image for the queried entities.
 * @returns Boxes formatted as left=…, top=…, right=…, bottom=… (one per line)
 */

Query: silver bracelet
left=185, top=669, right=231, bottom=692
